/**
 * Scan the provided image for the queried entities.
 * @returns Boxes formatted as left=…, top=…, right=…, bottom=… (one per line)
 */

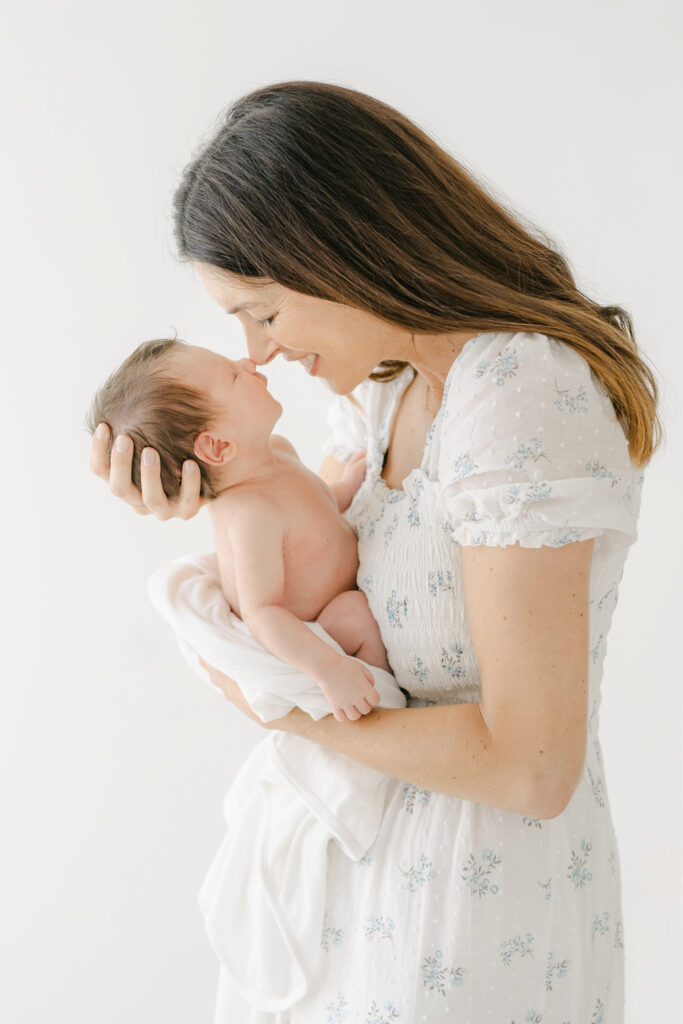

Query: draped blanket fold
left=147, top=553, right=406, bottom=1011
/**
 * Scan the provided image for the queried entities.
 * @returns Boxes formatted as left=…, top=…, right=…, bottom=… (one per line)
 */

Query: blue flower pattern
left=398, top=852, right=437, bottom=893
left=421, top=949, right=465, bottom=993
left=287, top=332, right=644, bottom=1019
left=400, top=783, right=432, bottom=813
left=364, top=914, right=396, bottom=944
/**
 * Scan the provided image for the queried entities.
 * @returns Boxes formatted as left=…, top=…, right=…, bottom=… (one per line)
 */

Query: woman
left=90, top=81, right=661, bottom=1022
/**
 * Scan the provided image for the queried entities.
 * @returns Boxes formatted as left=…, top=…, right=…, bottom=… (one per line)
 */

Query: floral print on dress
left=428, top=569, right=454, bottom=596
left=386, top=591, right=408, bottom=628
left=500, top=933, right=535, bottom=966
left=587, top=764, right=606, bottom=807
left=321, top=910, right=344, bottom=952
left=383, top=513, right=400, bottom=547
left=400, top=783, right=432, bottom=814
left=591, top=912, right=611, bottom=942
left=591, top=997, right=606, bottom=1024
left=325, top=993, right=349, bottom=1023
left=440, top=643, right=466, bottom=678
left=505, top=438, right=551, bottom=471
left=502, top=481, right=553, bottom=509
left=553, top=379, right=590, bottom=415
left=295, top=332, right=644, bottom=1023
left=409, top=655, right=428, bottom=686
left=364, top=1001, right=400, bottom=1024
left=567, top=839, right=593, bottom=888
left=473, top=346, right=520, bottom=386
left=586, top=459, right=622, bottom=487
left=421, top=949, right=465, bottom=993
left=538, top=877, right=552, bottom=902
left=364, top=914, right=396, bottom=944
left=398, top=853, right=437, bottom=892
left=461, top=848, right=502, bottom=897
left=545, top=950, right=570, bottom=990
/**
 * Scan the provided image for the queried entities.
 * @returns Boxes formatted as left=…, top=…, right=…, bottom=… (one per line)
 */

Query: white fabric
left=147, top=552, right=405, bottom=723
left=262, top=330, right=643, bottom=1022
left=147, top=553, right=406, bottom=1011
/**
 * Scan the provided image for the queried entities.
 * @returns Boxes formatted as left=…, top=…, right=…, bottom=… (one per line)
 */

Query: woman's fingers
left=89, top=423, right=112, bottom=481
left=91, top=425, right=148, bottom=515
left=91, top=423, right=203, bottom=521
left=139, top=447, right=174, bottom=520
left=108, top=434, right=149, bottom=513
left=174, top=460, right=205, bottom=520
left=143, top=457, right=203, bottom=521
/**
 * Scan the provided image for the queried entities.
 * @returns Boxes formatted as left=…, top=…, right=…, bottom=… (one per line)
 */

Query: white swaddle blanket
left=147, top=552, right=406, bottom=1012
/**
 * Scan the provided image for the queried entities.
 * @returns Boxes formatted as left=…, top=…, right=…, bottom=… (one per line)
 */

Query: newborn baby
left=86, top=337, right=389, bottom=721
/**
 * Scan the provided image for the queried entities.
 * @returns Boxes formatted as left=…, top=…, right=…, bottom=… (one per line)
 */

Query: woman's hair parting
left=172, top=79, right=662, bottom=467
left=84, top=337, right=223, bottom=500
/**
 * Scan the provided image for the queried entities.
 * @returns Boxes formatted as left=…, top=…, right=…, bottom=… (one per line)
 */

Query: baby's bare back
left=211, top=444, right=359, bottom=621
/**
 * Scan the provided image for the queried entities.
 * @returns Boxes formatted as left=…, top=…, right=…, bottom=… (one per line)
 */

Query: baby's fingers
left=366, top=687, right=381, bottom=708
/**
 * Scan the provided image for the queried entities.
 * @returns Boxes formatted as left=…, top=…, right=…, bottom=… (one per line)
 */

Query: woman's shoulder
left=438, top=330, right=625, bottom=441
left=444, top=329, right=602, bottom=402
left=431, top=331, right=643, bottom=556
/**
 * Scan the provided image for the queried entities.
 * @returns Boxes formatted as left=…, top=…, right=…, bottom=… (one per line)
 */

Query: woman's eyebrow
left=226, top=302, right=261, bottom=314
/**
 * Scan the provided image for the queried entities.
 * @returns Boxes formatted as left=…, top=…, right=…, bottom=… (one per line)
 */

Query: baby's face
left=170, top=345, right=282, bottom=444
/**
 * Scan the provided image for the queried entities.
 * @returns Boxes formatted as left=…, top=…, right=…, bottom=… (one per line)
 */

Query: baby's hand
left=318, top=656, right=381, bottom=723
left=340, top=451, right=367, bottom=498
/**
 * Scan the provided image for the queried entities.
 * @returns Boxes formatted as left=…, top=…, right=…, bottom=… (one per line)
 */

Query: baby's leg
left=316, top=590, right=391, bottom=672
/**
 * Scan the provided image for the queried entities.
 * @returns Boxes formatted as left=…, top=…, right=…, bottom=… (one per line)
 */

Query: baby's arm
left=326, top=451, right=366, bottom=513
left=224, top=496, right=379, bottom=722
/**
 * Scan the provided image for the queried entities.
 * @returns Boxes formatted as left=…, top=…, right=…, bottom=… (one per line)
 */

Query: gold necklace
left=409, top=332, right=446, bottom=416
left=420, top=375, right=443, bottom=416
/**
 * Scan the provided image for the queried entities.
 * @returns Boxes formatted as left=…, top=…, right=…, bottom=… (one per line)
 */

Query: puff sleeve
left=320, top=384, right=372, bottom=463
left=436, top=332, right=642, bottom=559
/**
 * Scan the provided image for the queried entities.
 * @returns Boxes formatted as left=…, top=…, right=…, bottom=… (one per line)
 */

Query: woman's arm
left=204, top=537, right=593, bottom=821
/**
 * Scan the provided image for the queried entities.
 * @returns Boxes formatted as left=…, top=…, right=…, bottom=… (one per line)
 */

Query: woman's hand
left=89, top=422, right=206, bottom=520
left=340, top=450, right=367, bottom=495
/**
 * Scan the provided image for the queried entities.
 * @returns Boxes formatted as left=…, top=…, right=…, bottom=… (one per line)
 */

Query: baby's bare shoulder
left=212, top=486, right=282, bottom=530
left=271, top=434, right=299, bottom=460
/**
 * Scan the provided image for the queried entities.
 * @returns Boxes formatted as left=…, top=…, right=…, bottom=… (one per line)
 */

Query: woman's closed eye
left=255, top=314, right=277, bottom=328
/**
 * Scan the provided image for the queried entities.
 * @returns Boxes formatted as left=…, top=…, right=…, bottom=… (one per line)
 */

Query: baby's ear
left=194, top=430, right=235, bottom=466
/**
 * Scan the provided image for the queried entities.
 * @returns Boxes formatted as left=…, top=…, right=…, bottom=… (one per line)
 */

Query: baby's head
left=85, top=338, right=281, bottom=500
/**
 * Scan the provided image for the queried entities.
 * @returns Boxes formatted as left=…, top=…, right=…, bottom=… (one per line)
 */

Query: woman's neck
left=398, top=329, right=482, bottom=404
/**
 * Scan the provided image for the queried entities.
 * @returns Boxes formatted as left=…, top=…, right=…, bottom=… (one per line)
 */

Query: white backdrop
left=2, top=1, right=681, bottom=1021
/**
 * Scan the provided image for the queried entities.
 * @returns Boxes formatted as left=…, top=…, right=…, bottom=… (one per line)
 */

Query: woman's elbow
left=528, top=769, right=582, bottom=820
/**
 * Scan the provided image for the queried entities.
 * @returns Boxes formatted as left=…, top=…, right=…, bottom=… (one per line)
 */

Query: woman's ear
left=193, top=430, right=235, bottom=467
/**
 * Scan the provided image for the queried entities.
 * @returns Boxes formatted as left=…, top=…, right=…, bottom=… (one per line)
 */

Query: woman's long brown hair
left=173, top=80, right=662, bottom=467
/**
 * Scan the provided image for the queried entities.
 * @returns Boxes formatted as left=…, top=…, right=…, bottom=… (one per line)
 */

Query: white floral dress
left=213, top=331, right=644, bottom=1024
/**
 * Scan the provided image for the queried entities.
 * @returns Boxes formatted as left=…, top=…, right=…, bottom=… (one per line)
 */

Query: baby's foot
left=318, top=658, right=381, bottom=722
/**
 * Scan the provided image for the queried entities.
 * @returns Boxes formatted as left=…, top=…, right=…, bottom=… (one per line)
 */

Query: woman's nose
left=245, top=334, right=280, bottom=366
left=235, top=357, right=257, bottom=372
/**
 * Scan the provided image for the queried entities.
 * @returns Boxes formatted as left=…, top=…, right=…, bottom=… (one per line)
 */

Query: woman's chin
left=322, top=376, right=362, bottom=396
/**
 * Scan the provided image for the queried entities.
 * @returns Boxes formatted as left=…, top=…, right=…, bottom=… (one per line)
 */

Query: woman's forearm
left=276, top=702, right=554, bottom=819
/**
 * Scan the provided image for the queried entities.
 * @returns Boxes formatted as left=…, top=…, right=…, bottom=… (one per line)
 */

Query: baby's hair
left=85, top=337, right=223, bottom=500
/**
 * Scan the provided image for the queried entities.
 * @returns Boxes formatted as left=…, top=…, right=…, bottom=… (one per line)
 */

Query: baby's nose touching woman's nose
left=245, top=336, right=281, bottom=366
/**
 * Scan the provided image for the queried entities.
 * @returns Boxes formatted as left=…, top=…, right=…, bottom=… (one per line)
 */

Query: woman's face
left=193, top=262, right=408, bottom=395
